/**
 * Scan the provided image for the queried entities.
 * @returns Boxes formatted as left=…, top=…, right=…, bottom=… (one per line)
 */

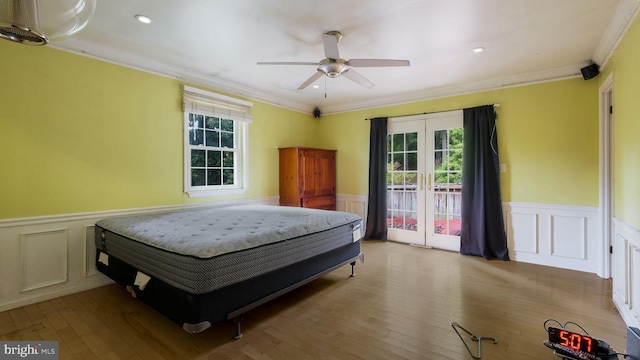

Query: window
left=183, top=86, right=252, bottom=197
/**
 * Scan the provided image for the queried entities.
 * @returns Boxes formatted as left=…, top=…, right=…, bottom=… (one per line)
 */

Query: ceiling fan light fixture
left=0, top=0, right=96, bottom=45
left=318, top=58, right=348, bottom=78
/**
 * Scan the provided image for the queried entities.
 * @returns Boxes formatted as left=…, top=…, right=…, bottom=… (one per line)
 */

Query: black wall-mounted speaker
left=581, top=63, right=600, bottom=80
left=313, top=107, right=321, bottom=118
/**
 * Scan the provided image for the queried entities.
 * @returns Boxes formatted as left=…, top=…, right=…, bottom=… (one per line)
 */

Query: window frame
left=182, top=86, right=251, bottom=198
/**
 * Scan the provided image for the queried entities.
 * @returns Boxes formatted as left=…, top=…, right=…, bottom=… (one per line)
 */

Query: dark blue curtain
left=460, top=105, right=509, bottom=260
left=364, top=117, right=388, bottom=240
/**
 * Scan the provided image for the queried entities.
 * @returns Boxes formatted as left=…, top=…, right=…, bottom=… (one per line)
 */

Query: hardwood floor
left=0, top=241, right=628, bottom=359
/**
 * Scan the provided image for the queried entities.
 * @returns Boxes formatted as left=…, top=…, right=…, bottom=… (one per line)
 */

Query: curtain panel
left=364, top=117, right=388, bottom=240
left=460, top=105, right=509, bottom=260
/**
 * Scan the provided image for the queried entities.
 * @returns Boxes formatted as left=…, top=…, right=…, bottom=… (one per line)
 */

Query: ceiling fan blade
left=257, top=61, right=319, bottom=66
left=298, top=71, right=324, bottom=90
left=323, top=32, right=340, bottom=60
left=342, top=69, right=374, bottom=89
left=347, top=59, right=410, bottom=67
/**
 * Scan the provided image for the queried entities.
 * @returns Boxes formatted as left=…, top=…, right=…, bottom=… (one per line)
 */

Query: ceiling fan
left=257, top=31, right=410, bottom=90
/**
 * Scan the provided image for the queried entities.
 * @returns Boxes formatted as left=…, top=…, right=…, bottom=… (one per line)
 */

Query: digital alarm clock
left=544, top=327, right=616, bottom=360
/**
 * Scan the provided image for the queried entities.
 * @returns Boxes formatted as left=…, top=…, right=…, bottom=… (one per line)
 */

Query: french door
left=386, top=111, right=463, bottom=251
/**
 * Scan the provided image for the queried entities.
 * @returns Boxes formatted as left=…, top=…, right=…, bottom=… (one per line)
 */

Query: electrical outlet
left=500, top=163, right=507, bottom=173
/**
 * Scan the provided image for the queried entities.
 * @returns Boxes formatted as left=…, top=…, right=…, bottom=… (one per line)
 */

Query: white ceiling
left=53, top=0, right=635, bottom=114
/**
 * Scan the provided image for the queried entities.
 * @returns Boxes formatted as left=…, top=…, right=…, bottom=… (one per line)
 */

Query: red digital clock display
left=548, top=327, right=597, bottom=354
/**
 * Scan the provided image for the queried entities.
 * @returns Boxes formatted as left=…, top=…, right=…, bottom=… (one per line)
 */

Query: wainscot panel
left=612, top=218, right=640, bottom=329
left=0, top=197, right=278, bottom=312
left=503, top=202, right=601, bottom=275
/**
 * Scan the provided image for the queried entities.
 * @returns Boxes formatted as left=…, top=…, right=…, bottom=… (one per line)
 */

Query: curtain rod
left=364, top=103, right=500, bottom=120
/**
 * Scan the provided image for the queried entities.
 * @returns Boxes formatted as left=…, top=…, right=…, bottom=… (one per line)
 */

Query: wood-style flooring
left=0, top=241, right=628, bottom=359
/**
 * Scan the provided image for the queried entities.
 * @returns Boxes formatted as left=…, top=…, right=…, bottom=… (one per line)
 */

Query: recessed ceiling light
left=312, top=85, right=320, bottom=89
left=472, top=47, right=485, bottom=53
left=135, top=15, right=152, bottom=24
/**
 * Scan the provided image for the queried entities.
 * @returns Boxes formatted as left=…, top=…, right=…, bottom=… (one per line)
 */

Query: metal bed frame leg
left=350, top=261, right=356, bottom=277
left=233, top=314, right=244, bottom=340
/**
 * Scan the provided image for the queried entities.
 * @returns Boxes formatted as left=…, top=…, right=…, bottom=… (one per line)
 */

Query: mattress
left=95, top=205, right=362, bottom=294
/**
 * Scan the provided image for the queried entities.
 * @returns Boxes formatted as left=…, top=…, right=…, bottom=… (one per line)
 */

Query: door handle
left=419, top=174, right=424, bottom=191
left=427, top=174, right=432, bottom=190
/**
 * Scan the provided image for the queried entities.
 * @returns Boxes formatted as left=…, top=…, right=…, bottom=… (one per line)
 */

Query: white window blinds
left=182, top=85, right=253, bottom=123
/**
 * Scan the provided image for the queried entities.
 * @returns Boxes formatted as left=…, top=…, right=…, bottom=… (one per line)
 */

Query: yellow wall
left=320, top=78, right=600, bottom=207
left=0, top=41, right=316, bottom=219
left=599, top=14, right=640, bottom=230
left=0, top=26, right=615, bottom=220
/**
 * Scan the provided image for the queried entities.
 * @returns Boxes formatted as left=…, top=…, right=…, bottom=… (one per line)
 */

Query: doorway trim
left=598, top=71, right=614, bottom=279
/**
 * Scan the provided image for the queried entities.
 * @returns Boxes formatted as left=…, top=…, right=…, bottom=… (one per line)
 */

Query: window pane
left=407, top=152, right=417, bottom=170
left=405, top=192, right=417, bottom=211
left=207, top=150, right=221, bottom=167
left=404, top=211, right=417, bottom=231
left=435, top=172, right=447, bottom=185
left=207, top=169, right=221, bottom=186
left=437, top=151, right=449, bottom=170
left=221, top=119, right=234, bottom=132
left=406, top=171, right=417, bottom=186
left=392, top=172, right=405, bottom=186
left=434, top=193, right=447, bottom=214
left=448, top=193, right=462, bottom=216
left=449, top=128, right=463, bottom=149
left=392, top=134, right=404, bottom=152
left=434, top=150, right=443, bottom=169
left=205, top=116, right=219, bottom=129
left=223, top=169, right=234, bottom=185
left=406, top=132, right=417, bottom=151
left=434, top=130, right=446, bottom=150
left=195, top=115, right=204, bottom=128
left=223, top=151, right=234, bottom=167
left=191, top=149, right=205, bottom=167
left=221, top=132, right=234, bottom=148
left=393, top=153, right=404, bottom=170
left=189, top=128, right=204, bottom=146
left=449, top=149, right=462, bottom=171
left=205, top=130, right=219, bottom=147
left=191, top=169, right=205, bottom=186
left=394, top=194, right=404, bottom=210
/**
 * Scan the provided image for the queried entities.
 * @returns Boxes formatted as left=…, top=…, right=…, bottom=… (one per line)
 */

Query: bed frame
left=95, top=222, right=362, bottom=338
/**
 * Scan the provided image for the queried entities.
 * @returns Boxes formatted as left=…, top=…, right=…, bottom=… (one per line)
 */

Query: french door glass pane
left=432, top=127, right=463, bottom=236
left=387, top=132, right=418, bottom=232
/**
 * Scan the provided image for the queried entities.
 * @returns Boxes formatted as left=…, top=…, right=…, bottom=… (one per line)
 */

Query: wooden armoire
left=278, top=147, right=336, bottom=210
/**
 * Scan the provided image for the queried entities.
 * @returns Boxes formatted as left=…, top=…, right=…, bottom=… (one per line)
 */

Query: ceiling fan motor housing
left=318, top=58, right=349, bottom=78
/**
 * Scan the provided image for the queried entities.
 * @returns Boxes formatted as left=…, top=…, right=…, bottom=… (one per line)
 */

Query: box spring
left=95, top=241, right=361, bottom=331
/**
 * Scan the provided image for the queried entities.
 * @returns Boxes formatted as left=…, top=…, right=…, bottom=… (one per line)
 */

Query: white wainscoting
left=336, top=193, right=368, bottom=227
left=503, top=202, right=601, bottom=275
left=612, top=218, right=640, bottom=329
left=0, top=197, right=278, bottom=313
left=0, top=197, right=606, bottom=313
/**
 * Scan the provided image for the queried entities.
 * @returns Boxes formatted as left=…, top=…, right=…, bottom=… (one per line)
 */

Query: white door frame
left=599, top=71, right=614, bottom=279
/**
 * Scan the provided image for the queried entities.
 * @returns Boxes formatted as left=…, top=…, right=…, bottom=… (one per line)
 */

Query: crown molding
left=52, top=1, right=640, bottom=116
left=593, top=0, right=640, bottom=68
